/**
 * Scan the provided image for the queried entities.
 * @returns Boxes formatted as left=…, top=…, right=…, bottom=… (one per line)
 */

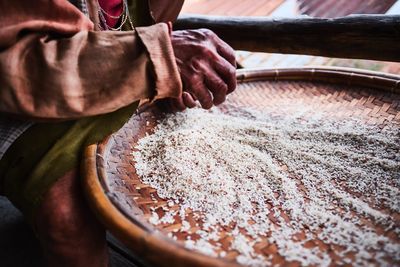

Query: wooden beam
left=174, top=14, right=400, bottom=62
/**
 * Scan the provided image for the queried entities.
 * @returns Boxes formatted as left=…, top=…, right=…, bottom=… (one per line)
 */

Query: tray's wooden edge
left=236, top=67, right=400, bottom=93
left=83, top=67, right=400, bottom=267
left=82, top=144, right=237, bottom=267
left=96, top=136, right=157, bottom=232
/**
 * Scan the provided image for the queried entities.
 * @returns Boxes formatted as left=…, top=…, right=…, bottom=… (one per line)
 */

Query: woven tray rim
left=82, top=67, right=400, bottom=267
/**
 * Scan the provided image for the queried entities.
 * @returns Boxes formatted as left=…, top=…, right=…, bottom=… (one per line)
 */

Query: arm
left=0, top=0, right=181, bottom=121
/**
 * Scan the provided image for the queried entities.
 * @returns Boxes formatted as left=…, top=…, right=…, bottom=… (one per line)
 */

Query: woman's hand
left=168, top=29, right=237, bottom=111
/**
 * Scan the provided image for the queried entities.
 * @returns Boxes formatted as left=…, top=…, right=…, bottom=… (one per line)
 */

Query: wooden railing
left=175, top=14, right=400, bottom=62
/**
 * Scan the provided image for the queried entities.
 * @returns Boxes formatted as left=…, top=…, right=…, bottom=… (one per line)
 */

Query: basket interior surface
left=93, top=71, right=400, bottom=267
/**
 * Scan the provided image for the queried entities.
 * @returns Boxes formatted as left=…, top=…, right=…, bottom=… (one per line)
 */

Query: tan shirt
left=0, top=0, right=184, bottom=121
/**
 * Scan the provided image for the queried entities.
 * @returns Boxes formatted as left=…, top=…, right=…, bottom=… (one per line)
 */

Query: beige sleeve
left=0, top=23, right=182, bottom=121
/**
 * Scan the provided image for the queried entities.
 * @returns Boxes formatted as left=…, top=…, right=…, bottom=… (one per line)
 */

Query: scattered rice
left=133, top=103, right=400, bottom=267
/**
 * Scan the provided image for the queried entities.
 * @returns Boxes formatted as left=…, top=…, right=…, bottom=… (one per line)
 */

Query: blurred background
left=181, top=0, right=400, bottom=74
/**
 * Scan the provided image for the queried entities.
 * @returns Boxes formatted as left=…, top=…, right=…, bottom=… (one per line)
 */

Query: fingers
left=213, top=56, right=237, bottom=94
left=182, top=92, right=197, bottom=108
left=205, top=30, right=237, bottom=91
left=159, top=93, right=197, bottom=113
left=203, top=69, right=228, bottom=105
left=187, top=59, right=233, bottom=108
left=193, top=84, right=213, bottom=109
left=216, top=38, right=237, bottom=68
left=185, top=74, right=213, bottom=109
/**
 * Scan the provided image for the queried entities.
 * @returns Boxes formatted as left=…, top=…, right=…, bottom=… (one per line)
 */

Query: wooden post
left=174, top=14, right=400, bottom=62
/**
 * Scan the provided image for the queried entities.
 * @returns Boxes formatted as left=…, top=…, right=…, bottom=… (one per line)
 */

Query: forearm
left=0, top=23, right=181, bottom=121
left=0, top=24, right=181, bottom=119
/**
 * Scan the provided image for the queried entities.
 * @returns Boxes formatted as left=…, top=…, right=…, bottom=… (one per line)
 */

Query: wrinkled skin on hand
left=166, top=29, right=237, bottom=111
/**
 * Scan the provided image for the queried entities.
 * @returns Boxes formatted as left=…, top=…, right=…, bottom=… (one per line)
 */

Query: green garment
left=0, top=1, right=153, bottom=223
left=0, top=103, right=138, bottom=223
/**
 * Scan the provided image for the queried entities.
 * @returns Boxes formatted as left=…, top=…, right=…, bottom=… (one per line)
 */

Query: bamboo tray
left=83, top=67, right=400, bottom=267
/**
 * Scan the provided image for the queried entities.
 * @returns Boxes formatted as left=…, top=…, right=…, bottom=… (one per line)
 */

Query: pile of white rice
left=133, top=104, right=400, bottom=267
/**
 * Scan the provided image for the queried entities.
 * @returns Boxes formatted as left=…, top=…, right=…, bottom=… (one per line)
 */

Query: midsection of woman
left=0, top=0, right=184, bottom=216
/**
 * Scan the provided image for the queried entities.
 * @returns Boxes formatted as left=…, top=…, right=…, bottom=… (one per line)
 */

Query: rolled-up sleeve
left=0, top=0, right=182, bottom=121
left=136, top=23, right=182, bottom=100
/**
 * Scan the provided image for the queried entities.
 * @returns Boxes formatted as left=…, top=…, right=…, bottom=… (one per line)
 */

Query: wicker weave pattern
left=95, top=69, right=400, bottom=267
